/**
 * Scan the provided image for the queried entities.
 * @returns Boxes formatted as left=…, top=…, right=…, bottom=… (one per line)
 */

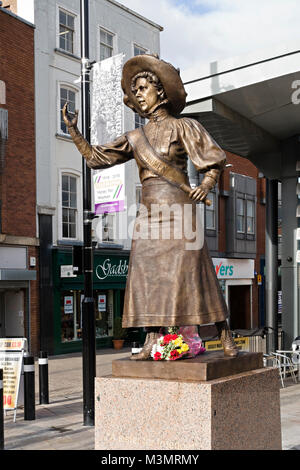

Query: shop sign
left=93, top=165, right=125, bottom=215
left=0, top=338, right=27, bottom=417
left=204, top=337, right=249, bottom=352
left=98, top=294, right=106, bottom=312
left=95, top=258, right=128, bottom=281
left=64, top=296, right=73, bottom=314
left=278, top=290, right=282, bottom=314
left=212, top=258, right=254, bottom=279
left=60, top=265, right=77, bottom=278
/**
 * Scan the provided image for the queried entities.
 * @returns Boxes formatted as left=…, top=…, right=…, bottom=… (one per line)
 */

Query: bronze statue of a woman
left=63, top=54, right=238, bottom=360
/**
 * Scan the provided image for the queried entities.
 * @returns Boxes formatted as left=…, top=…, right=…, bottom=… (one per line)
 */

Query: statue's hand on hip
left=62, top=102, right=79, bottom=129
left=189, top=183, right=210, bottom=202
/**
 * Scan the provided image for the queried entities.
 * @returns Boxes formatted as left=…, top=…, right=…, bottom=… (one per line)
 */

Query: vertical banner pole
left=80, top=0, right=96, bottom=427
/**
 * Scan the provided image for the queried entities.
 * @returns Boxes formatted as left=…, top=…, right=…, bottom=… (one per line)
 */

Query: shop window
left=100, top=27, right=114, bottom=61
left=59, top=8, right=75, bottom=54
left=62, top=174, right=77, bottom=239
left=61, top=290, right=82, bottom=342
left=94, top=289, right=114, bottom=338
left=59, top=86, right=76, bottom=135
left=60, top=289, right=114, bottom=342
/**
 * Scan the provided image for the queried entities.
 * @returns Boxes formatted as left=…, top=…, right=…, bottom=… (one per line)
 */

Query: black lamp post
left=80, top=0, right=96, bottom=427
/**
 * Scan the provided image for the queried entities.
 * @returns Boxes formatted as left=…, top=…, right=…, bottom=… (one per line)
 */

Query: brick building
left=0, top=7, right=39, bottom=353
left=188, top=146, right=267, bottom=339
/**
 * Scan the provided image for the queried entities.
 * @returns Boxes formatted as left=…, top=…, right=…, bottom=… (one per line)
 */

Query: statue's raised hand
left=62, top=102, right=79, bottom=129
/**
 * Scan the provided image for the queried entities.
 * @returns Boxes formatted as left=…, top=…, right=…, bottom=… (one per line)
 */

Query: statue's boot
left=216, top=321, right=239, bottom=357
left=130, top=332, right=160, bottom=360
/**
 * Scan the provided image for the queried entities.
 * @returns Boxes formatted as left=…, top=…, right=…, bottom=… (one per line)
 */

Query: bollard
left=39, top=351, right=49, bottom=404
left=23, top=355, right=35, bottom=421
left=0, top=369, right=4, bottom=450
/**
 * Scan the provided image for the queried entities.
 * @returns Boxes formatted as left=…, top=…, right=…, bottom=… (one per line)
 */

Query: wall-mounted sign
left=212, top=258, right=255, bottom=279
left=60, top=265, right=77, bottom=278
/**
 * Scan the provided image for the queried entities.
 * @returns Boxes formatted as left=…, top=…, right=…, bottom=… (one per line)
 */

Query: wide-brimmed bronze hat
left=121, top=54, right=187, bottom=116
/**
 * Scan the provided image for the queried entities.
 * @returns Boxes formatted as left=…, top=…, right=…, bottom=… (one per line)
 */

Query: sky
left=16, top=0, right=300, bottom=82
left=118, top=0, right=300, bottom=81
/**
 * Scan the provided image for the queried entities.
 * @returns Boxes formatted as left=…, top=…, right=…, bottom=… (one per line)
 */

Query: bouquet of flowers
left=151, top=330, right=190, bottom=361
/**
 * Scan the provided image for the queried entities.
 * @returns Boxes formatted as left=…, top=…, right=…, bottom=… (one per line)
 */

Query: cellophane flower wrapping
left=177, top=326, right=206, bottom=358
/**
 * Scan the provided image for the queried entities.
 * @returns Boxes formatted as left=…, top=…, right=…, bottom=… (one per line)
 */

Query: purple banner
left=95, top=200, right=125, bottom=214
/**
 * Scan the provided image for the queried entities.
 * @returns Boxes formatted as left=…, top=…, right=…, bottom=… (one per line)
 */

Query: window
left=236, top=197, right=255, bottom=235
left=134, top=113, right=145, bottom=129
left=133, top=44, right=147, bottom=128
left=59, top=9, right=75, bottom=54
left=100, top=28, right=114, bottom=61
left=136, top=184, right=142, bottom=214
left=246, top=200, right=255, bottom=234
left=205, top=192, right=216, bottom=230
left=236, top=197, right=245, bottom=233
left=134, top=44, right=147, bottom=56
left=102, top=213, right=115, bottom=242
left=62, top=174, right=77, bottom=239
left=61, top=290, right=82, bottom=342
left=60, top=86, right=76, bottom=134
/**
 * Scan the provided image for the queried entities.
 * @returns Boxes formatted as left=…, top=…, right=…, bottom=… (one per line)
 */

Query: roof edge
left=106, top=0, right=163, bottom=31
left=0, top=5, right=35, bottom=28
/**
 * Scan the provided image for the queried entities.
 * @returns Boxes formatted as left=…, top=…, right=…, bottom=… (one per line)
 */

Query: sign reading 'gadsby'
left=95, top=258, right=129, bottom=281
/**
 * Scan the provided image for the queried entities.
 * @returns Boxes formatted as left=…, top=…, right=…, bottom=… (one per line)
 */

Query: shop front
left=0, top=246, right=37, bottom=349
left=53, top=248, right=131, bottom=355
left=212, top=257, right=255, bottom=330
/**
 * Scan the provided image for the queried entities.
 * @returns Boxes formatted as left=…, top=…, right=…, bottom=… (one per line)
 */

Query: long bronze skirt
left=122, top=178, right=228, bottom=328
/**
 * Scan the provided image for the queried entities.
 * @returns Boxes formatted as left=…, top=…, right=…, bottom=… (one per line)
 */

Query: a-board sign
left=0, top=338, right=27, bottom=415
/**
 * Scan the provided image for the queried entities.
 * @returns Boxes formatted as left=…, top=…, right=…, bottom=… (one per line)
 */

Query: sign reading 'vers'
left=212, top=258, right=255, bottom=279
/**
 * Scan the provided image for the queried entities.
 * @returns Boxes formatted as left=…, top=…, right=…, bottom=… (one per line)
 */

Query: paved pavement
left=2, top=348, right=300, bottom=451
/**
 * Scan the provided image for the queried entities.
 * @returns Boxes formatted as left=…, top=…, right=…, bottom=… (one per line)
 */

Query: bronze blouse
left=73, top=109, right=226, bottom=184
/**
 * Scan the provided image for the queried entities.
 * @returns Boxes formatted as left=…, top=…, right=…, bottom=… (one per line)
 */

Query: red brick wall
left=0, top=10, right=39, bottom=353
left=219, top=151, right=266, bottom=328
left=0, top=9, right=36, bottom=238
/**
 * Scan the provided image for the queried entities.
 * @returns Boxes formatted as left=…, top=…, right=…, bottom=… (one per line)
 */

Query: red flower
left=154, top=352, right=162, bottom=361
left=163, top=334, right=178, bottom=345
left=170, top=349, right=179, bottom=358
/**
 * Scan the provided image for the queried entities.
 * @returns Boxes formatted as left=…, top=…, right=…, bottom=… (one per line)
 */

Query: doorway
left=228, top=284, right=251, bottom=330
left=0, top=290, right=25, bottom=337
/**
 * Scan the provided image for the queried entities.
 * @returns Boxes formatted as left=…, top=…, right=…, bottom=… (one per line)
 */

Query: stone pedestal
left=95, top=353, right=282, bottom=450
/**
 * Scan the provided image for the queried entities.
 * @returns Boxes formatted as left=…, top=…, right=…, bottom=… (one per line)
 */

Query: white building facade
left=17, top=0, right=162, bottom=354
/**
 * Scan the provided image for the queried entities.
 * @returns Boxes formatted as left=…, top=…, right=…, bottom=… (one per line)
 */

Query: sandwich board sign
left=0, top=338, right=28, bottom=421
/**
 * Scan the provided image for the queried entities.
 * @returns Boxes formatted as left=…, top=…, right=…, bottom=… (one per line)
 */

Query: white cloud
left=118, top=0, right=300, bottom=81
